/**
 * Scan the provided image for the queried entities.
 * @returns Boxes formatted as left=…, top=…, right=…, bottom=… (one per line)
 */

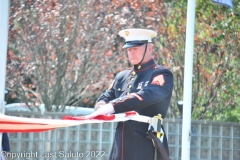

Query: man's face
left=127, top=44, right=146, bottom=65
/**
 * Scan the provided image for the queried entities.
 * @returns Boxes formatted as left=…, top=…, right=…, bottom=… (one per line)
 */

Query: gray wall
left=6, top=111, right=240, bottom=160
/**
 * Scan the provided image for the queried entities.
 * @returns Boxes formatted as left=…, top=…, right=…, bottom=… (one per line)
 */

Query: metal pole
left=0, top=0, right=10, bottom=150
left=181, top=0, right=196, bottom=159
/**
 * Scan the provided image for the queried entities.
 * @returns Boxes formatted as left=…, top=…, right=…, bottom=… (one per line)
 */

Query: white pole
left=181, top=0, right=196, bottom=159
left=0, top=0, right=10, bottom=148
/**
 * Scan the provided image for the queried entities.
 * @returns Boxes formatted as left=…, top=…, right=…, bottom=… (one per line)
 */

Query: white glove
left=85, top=103, right=115, bottom=119
left=94, top=101, right=106, bottom=110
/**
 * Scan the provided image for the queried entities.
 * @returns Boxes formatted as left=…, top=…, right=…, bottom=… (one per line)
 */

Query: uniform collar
left=133, top=59, right=155, bottom=71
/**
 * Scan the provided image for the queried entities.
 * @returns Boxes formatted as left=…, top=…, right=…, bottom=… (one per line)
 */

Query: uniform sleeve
left=110, top=70, right=174, bottom=113
left=96, top=80, right=116, bottom=103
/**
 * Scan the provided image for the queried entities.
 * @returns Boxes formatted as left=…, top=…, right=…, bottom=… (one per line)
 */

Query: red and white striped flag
left=0, top=111, right=145, bottom=133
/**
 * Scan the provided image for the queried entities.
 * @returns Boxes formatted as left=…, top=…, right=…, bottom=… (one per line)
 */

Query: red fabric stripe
left=0, top=128, right=54, bottom=133
left=125, top=111, right=137, bottom=117
left=0, top=121, right=47, bottom=125
left=62, top=114, right=116, bottom=121
left=130, top=93, right=143, bottom=101
left=94, top=114, right=115, bottom=121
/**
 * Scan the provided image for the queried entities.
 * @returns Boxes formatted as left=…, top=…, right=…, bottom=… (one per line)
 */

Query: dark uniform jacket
left=2, top=133, right=10, bottom=152
left=96, top=59, right=174, bottom=160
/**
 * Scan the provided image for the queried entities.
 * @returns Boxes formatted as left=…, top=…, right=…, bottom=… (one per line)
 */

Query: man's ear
left=148, top=44, right=153, bottom=53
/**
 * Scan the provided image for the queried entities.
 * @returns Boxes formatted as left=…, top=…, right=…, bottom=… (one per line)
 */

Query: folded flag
left=0, top=111, right=138, bottom=133
left=213, top=0, right=233, bottom=9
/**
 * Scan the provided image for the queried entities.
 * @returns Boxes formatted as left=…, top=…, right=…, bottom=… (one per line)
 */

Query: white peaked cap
left=118, top=28, right=157, bottom=42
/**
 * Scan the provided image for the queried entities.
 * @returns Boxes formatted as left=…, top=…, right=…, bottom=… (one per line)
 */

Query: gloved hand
left=85, top=103, right=115, bottom=119
left=94, top=101, right=106, bottom=111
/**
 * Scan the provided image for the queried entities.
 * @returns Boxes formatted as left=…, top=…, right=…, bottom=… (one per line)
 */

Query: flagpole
left=0, top=0, right=10, bottom=147
left=181, top=0, right=196, bottom=159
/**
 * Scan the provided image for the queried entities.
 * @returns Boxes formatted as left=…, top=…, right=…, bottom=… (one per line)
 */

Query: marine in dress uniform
left=88, top=29, right=174, bottom=160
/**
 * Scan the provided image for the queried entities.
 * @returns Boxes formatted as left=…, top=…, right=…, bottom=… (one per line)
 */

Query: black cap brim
left=123, top=41, right=148, bottom=49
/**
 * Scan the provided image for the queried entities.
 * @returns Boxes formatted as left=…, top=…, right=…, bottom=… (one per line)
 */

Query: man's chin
left=131, top=62, right=139, bottom=65
left=129, top=60, right=139, bottom=65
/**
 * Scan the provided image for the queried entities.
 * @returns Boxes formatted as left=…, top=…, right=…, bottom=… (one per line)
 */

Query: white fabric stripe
left=129, top=115, right=151, bottom=123
left=114, top=113, right=128, bottom=119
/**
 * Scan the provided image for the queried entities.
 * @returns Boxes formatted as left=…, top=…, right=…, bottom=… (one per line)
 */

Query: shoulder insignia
left=151, top=75, right=165, bottom=86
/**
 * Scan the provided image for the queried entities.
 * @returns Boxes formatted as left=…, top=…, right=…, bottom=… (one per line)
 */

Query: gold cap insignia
left=125, top=31, right=129, bottom=36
